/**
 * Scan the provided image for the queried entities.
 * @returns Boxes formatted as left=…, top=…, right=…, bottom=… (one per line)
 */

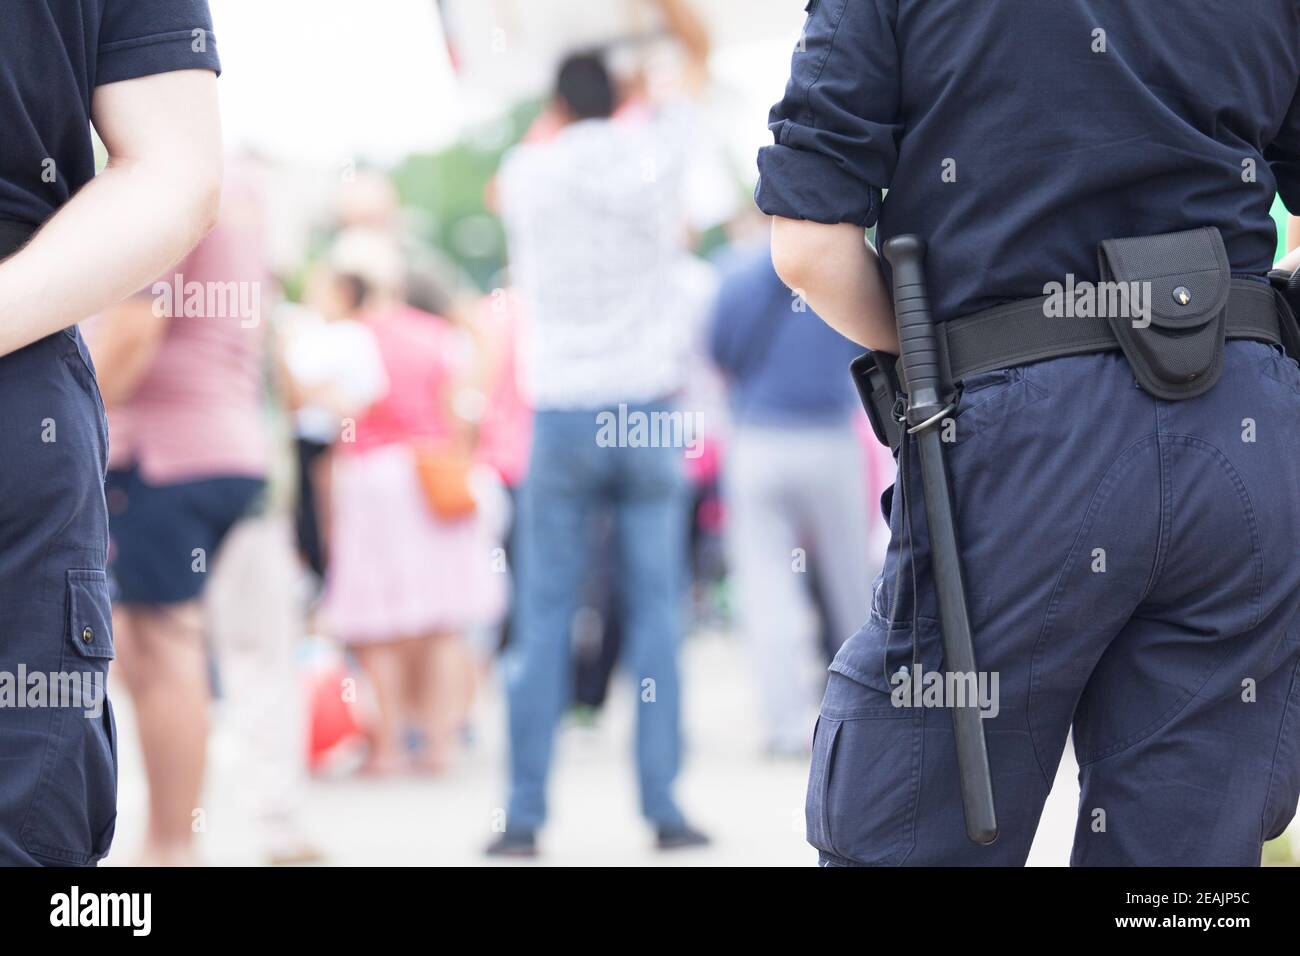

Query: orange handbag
left=413, top=444, right=478, bottom=521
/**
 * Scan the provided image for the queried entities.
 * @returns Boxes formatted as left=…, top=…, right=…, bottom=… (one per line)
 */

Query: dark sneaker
left=485, top=830, right=537, bottom=859
left=656, top=822, right=711, bottom=851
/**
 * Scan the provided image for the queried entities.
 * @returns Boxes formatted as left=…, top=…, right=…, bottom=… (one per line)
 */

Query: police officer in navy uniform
left=759, top=0, right=1300, bottom=865
left=0, top=0, right=223, bottom=865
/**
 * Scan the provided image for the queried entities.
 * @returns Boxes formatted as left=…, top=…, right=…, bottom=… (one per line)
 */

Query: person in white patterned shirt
left=488, top=0, right=714, bottom=858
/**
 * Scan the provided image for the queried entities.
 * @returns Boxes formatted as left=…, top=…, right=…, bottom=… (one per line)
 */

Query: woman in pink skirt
left=320, top=230, right=505, bottom=773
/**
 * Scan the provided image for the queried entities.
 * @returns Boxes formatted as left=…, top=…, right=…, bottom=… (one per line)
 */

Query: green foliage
left=1271, top=193, right=1290, bottom=261
left=391, top=99, right=544, bottom=292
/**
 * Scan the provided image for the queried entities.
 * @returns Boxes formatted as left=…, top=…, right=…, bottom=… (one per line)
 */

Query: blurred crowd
left=87, top=0, right=893, bottom=864
left=86, top=0, right=1300, bottom=868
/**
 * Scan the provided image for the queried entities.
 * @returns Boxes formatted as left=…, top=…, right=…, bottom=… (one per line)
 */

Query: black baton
left=882, top=235, right=998, bottom=846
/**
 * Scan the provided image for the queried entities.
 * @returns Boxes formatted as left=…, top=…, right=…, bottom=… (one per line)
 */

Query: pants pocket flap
left=825, top=610, right=943, bottom=716
left=67, top=570, right=114, bottom=660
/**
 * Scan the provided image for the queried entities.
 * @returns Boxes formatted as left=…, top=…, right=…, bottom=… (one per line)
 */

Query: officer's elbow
left=771, top=217, right=862, bottom=305
left=189, top=160, right=224, bottom=244
left=770, top=216, right=822, bottom=294
left=139, top=153, right=223, bottom=254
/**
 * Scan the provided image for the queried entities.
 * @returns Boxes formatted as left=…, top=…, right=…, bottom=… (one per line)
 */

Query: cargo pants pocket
left=805, top=609, right=942, bottom=865
left=21, top=569, right=118, bottom=866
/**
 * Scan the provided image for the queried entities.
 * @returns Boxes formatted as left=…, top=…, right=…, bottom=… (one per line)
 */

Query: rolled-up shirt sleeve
left=755, top=0, right=901, bottom=228
left=97, top=0, right=221, bottom=86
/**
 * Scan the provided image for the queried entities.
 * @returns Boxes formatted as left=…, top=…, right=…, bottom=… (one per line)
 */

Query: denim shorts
left=106, top=466, right=263, bottom=606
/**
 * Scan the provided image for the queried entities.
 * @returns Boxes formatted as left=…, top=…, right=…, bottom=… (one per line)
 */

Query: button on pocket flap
left=67, top=570, right=114, bottom=660
left=1098, top=227, right=1230, bottom=331
left=825, top=610, right=943, bottom=716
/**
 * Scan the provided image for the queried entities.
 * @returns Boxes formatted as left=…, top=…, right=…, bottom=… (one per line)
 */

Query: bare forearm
left=653, top=0, right=710, bottom=91
left=770, top=217, right=898, bottom=352
left=0, top=158, right=218, bottom=356
left=659, top=0, right=709, bottom=57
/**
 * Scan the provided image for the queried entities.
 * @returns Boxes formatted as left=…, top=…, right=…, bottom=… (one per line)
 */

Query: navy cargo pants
left=809, top=340, right=1300, bottom=865
left=0, top=326, right=116, bottom=866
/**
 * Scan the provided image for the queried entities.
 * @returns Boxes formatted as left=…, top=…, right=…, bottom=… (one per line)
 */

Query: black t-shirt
left=0, top=0, right=221, bottom=230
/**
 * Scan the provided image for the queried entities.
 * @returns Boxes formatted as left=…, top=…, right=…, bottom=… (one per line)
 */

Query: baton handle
left=882, top=235, right=945, bottom=424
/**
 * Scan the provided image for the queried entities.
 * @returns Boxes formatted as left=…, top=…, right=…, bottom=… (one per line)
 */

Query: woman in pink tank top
left=313, top=229, right=505, bottom=774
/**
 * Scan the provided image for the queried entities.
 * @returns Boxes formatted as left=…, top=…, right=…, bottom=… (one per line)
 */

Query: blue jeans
left=506, top=405, right=688, bottom=830
left=809, top=341, right=1300, bottom=865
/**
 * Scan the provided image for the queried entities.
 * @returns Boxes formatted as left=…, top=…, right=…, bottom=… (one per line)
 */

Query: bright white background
left=210, top=0, right=803, bottom=178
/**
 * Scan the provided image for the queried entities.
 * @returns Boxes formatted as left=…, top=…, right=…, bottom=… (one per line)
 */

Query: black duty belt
left=857, top=277, right=1291, bottom=453
left=923, top=277, right=1282, bottom=389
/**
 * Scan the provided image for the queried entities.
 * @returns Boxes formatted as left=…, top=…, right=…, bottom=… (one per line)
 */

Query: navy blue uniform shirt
left=0, top=0, right=221, bottom=230
left=756, top=0, right=1300, bottom=322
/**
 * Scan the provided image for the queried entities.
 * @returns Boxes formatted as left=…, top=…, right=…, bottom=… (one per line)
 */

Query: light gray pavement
left=104, top=629, right=1081, bottom=867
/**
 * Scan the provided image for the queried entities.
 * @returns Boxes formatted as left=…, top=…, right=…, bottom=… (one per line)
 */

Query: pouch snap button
left=1173, top=286, right=1192, bottom=306
left=81, top=626, right=94, bottom=643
